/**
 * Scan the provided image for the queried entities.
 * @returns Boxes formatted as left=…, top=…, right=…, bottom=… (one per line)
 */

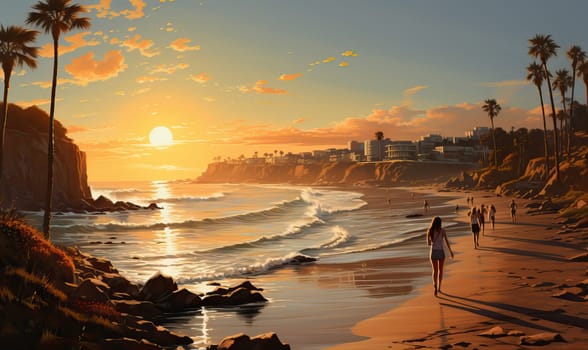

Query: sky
left=1, top=0, right=587, bottom=182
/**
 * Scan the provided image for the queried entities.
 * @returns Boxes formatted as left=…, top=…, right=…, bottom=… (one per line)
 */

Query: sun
left=149, top=126, right=173, bottom=147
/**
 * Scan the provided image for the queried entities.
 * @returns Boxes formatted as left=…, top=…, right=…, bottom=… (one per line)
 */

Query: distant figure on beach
left=455, top=204, right=459, bottom=212
left=469, top=207, right=481, bottom=248
left=509, top=199, right=517, bottom=223
left=427, top=216, right=454, bottom=296
left=479, top=204, right=487, bottom=236
left=466, top=196, right=471, bottom=208
left=489, top=204, right=496, bottom=230
left=423, top=199, right=430, bottom=213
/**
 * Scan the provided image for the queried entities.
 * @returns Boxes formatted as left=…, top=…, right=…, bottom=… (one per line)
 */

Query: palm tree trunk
left=0, top=74, right=10, bottom=185
left=543, top=63, right=560, bottom=182
left=43, top=38, right=59, bottom=238
left=491, top=118, right=497, bottom=167
left=568, top=69, right=576, bottom=154
left=537, top=87, right=550, bottom=178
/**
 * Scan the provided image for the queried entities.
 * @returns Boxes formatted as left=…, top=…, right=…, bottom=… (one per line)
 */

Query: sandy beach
left=323, top=187, right=588, bottom=350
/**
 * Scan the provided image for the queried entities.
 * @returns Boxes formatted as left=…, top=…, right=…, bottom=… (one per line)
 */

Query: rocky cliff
left=0, top=104, right=93, bottom=211
left=196, top=160, right=479, bottom=186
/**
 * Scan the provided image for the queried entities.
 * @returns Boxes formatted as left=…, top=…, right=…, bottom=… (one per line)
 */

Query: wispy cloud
left=136, top=75, right=168, bottom=84
left=279, top=73, right=302, bottom=81
left=239, top=80, right=287, bottom=95
left=168, top=37, right=201, bottom=52
left=403, top=85, right=429, bottom=97
left=150, top=63, right=189, bottom=74
left=121, top=0, right=147, bottom=20
left=121, top=34, right=159, bottom=57
left=39, top=32, right=100, bottom=58
left=480, top=79, right=529, bottom=88
left=189, top=72, right=210, bottom=83
left=87, top=0, right=146, bottom=20
left=14, top=98, right=53, bottom=107
left=341, top=50, right=359, bottom=57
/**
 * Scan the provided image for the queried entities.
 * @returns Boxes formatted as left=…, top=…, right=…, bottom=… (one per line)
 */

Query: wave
left=176, top=252, right=317, bottom=283
left=153, top=192, right=226, bottom=203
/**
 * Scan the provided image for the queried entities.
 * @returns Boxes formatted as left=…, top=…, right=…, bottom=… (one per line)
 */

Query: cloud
left=65, top=50, right=128, bottom=86
left=66, top=125, right=89, bottom=133
left=169, top=38, right=201, bottom=52
left=341, top=50, right=359, bottom=57
left=403, top=85, right=429, bottom=97
left=322, top=57, right=336, bottom=63
left=292, top=118, right=305, bottom=124
left=279, top=73, right=302, bottom=81
left=339, top=62, right=349, bottom=67
left=209, top=101, right=543, bottom=147
left=39, top=32, right=100, bottom=57
left=189, top=72, right=210, bottom=83
left=132, top=87, right=151, bottom=96
left=203, top=96, right=216, bottom=102
left=14, top=98, right=53, bottom=107
left=239, top=80, right=287, bottom=95
left=480, top=80, right=529, bottom=88
left=87, top=0, right=112, bottom=18
left=136, top=75, right=167, bottom=84
left=120, top=0, right=146, bottom=20
left=150, top=63, right=189, bottom=74
left=121, top=35, right=159, bottom=57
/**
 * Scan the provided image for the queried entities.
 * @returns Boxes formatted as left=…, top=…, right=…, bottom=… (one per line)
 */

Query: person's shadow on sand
left=436, top=292, right=588, bottom=331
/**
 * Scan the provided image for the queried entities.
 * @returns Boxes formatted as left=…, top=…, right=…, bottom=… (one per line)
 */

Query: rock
left=157, top=288, right=202, bottom=311
left=87, top=256, right=118, bottom=273
left=551, top=290, right=584, bottom=301
left=289, top=255, right=316, bottom=264
left=94, top=195, right=115, bottom=210
left=519, top=332, right=565, bottom=346
left=111, top=300, right=163, bottom=319
left=226, top=288, right=267, bottom=305
left=478, top=326, right=507, bottom=338
left=530, top=281, right=556, bottom=288
left=213, top=332, right=290, bottom=350
left=203, top=281, right=267, bottom=306
left=72, top=278, right=111, bottom=303
left=507, top=330, right=525, bottom=336
left=147, top=203, right=162, bottom=210
left=569, top=252, right=588, bottom=262
left=103, top=337, right=163, bottom=350
left=139, top=272, right=178, bottom=302
left=100, top=272, right=140, bottom=297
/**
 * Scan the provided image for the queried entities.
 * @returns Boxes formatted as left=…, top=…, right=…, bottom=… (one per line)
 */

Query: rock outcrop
left=0, top=104, right=93, bottom=211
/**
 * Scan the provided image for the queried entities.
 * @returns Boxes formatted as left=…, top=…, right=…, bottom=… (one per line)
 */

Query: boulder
left=139, top=272, right=178, bottom=302
left=157, top=288, right=202, bottom=311
left=478, top=326, right=507, bottom=338
left=87, top=256, right=118, bottom=273
left=94, top=195, right=115, bottom=209
left=103, top=338, right=163, bottom=350
left=213, top=332, right=290, bottom=350
left=100, top=272, right=140, bottom=297
left=72, top=278, right=111, bottom=303
left=519, top=332, right=565, bottom=346
left=111, top=300, right=163, bottom=319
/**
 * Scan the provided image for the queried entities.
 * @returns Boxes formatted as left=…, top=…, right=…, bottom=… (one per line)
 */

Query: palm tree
left=566, top=46, right=585, bottom=153
left=0, top=25, right=38, bottom=184
left=27, top=0, right=90, bottom=238
left=526, top=62, right=550, bottom=177
left=552, top=69, right=572, bottom=155
left=374, top=131, right=384, bottom=161
left=576, top=60, right=588, bottom=128
left=529, top=34, right=560, bottom=182
left=482, top=99, right=501, bottom=167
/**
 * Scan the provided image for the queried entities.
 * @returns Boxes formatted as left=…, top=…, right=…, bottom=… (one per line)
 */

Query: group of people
left=426, top=197, right=519, bottom=297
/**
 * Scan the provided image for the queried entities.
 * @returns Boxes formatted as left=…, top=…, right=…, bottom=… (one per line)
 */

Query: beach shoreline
left=322, top=185, right=588, bottom=350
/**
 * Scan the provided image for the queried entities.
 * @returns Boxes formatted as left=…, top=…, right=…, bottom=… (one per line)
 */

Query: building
left=434, top=145, right=474, bottom=162
left=385, top=141, right=417, bottom=160
left=364, top=138, right=391, bottom=161
left=416, top=134, right=443, bottom=159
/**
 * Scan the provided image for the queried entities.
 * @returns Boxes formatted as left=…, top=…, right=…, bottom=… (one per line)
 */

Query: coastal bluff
left=1, top=104, right=92, bottom=211
left=196, top=160, right=479, bottom=186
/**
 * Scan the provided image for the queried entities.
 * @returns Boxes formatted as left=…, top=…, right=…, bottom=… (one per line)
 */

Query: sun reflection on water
left=151, top=181, right=181, bottom=278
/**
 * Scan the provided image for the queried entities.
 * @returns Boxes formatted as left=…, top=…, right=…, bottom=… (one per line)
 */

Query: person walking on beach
left=427, top=216, right=454, bottom=296
left=423, top=199, right=430, bottom=213
left=469, top=207, right=481, bottom=248
left=489, top=204, right=496, bottom=230
left=509, top=199, right=517, bottom=223
left=479, top=204, right=487, bottom=236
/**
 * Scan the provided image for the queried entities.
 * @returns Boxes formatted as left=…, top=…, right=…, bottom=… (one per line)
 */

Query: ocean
left=23, top=181, right=462, bottom=350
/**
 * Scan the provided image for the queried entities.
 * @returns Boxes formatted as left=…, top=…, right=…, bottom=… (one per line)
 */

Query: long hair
left=427, top=216, right=442, bottom=242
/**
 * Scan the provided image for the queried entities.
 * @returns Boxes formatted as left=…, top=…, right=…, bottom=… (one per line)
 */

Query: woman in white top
left=427, top=216, right=454, bottom=296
